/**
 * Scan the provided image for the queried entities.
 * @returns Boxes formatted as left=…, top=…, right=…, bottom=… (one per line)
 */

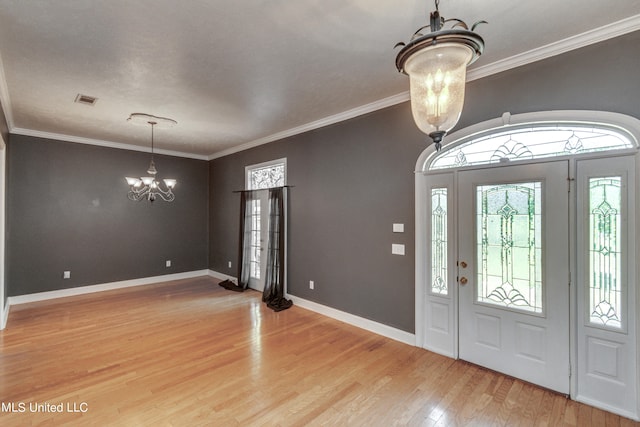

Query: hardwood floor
left=0, top=277, right=637, bottom=426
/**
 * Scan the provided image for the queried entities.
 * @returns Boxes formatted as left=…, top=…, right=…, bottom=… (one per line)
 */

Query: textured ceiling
left=0, top=0, right=639, bottom=159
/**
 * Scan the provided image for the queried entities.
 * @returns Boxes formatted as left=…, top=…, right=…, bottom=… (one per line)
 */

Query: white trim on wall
left=1, top=16, right=637, bottom=161
left=287, top=295, right=416, bottom=347
left=208, top=94, right=410, bottom=160
left=207, top=269, right=237, bottom=282
left=209, top=270, right=416, bottom=346
left=11, top=128, right=209, bottom=161
left=7, top=270, right=210, bottom=306
left=467, top=14, right=640, bottom=83
left=415, top=110, right=640, bottom=420
left=212, top=15, right=640, bottom=160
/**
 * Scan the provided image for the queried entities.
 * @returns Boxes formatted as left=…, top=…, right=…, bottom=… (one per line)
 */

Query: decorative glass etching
left=431, top=188, right=448, bottom=295
left=477, top=182, right=543, bottom=313
left=430, top=125, right=634, bottom=170
left=249, top=163, right=285, bottom=190
left=250, top=199, right=261, bottom=279
left=589, top=177, right=622, bottom=328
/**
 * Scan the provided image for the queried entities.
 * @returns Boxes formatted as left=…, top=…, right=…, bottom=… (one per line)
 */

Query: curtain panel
left=262, top=187, right=292, bottom=311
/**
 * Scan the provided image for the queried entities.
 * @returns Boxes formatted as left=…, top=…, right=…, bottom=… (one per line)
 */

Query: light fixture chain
left=150, top=121, right=155, bottom=158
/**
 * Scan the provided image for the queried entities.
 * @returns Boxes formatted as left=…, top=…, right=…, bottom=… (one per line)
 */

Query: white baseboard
left=575, top=394, right=639, bottom=421
left=286, top=295, right=416, bottom=347
left=207, top=269, right=416, bottom=346
left=1, top=299, right=8, bottom=330
left=208, top=270, right=237, bottom=282
left=8, top=270, right=211, bottom=306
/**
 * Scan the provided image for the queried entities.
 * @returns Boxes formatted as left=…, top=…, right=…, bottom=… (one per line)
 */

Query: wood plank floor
left=0, top=277, right=637, bottom=426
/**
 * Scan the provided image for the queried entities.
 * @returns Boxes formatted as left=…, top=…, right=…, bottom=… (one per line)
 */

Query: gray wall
left=209, top=30, right=640, bottom=334
left=209, top=107, right=426, bottom=332
left=7, top=134, right=209, bottom=296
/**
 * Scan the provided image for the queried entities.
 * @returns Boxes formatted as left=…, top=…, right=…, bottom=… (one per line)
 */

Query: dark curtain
left=262, top=187, right=292, bottom=311
left=220, top=190, right=255, bottom=292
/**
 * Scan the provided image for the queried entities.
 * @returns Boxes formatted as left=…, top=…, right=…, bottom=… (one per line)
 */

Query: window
left=250, top=198, right=261, bottom=279
left=430, top=124, right=634, bottom=170
left=588, top=176, right=623, bottom=328
left=431, top=188, right=448, bottom=295
left=247, top=159, right=286, bottom=190
left=245, top=158, right=287, bottom=281
left=476, top=182, right=543, bottom=313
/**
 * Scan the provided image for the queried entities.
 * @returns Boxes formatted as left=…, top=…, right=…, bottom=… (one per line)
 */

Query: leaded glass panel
left=430, top=125, right=634, bottom=170
left=250, top=199, right=261, bottom=279
left=431, top=188, right=448, bottom=295
left=249, top=164, right=285, bottom=190
left=476, top=182, right=543, bottom=313
left=588, top=177, right=622, bottom=328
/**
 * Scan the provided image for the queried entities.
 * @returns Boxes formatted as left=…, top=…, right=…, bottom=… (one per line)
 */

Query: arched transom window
left=429, top=123, right=635, bottom=170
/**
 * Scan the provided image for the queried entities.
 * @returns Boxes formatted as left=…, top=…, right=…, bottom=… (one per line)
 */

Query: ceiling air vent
left=74, top=93, right=98, bottom=106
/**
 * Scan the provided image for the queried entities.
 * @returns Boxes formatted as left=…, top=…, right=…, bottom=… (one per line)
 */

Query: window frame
left=245, top=158, right=287, bottom=191
left=418, top=111, right=639, bottom=173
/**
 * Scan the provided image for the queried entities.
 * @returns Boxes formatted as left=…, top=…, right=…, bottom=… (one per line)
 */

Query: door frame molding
left=415, top=110, right=640, bottom=417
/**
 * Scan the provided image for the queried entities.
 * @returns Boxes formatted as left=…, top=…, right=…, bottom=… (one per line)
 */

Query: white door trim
left=415, top=110, right=640, bottom=419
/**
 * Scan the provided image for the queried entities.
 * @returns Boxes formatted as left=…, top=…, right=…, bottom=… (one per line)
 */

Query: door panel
left=576, top=156, right=637, bottom=418
left=248, top=191, right=269, bottom=291
left=458, top=161, right=570, bottom=393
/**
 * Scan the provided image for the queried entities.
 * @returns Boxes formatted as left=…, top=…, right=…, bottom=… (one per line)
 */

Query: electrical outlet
left=228, top=261, right=232, bottom=268
left=63, top=271, right=71, bottom=279
left=309, top=280, right=315, bottom=290
left=166, top=260, right=171, bottom=267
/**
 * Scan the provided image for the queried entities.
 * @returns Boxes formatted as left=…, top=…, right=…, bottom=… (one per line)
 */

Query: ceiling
left=0, top=1, right=639, bottom=160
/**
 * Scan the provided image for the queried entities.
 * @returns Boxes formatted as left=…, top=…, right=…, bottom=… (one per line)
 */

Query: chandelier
left=125, top=113, right=177, bottom=202
left=395, top=0, right=486, bottom=150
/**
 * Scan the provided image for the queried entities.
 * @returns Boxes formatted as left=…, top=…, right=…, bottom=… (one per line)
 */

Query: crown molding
left=1, top=14, right=638, bottom=161
left=207, top=92, right=410, bottom=160
left=11, top=127, right=209, bottom=160
left=210, top=15, right=640, bottom=159
left=468, top=14, right=640, bottom=82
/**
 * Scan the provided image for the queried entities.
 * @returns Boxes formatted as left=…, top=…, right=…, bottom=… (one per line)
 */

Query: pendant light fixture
left=125, top=113, right=177, bottom=202
left=395, top=0, right=486, bottom=150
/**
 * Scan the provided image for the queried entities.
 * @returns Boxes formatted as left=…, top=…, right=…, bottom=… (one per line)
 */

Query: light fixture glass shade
left=141, top=176, right=154, bottom=185
left=404, top=43, right=473, bottom=137
left=163, top=179, right=177, bottom=189
left=125, top=177, right=141, bottom=186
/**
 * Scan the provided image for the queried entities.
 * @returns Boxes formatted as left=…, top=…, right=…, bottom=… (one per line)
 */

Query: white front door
left=248, top=190, right=269, bottom=292
left=458, top=161, right=570, bottom=393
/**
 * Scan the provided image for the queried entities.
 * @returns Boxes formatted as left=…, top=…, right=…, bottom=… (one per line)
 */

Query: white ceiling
left=0, top=1, right=639, bottom=160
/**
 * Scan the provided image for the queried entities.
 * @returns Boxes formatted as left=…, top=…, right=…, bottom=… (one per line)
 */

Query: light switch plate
left=393, top=223, right=405, bottom=233
left=392, top=244, right=405, bottom=255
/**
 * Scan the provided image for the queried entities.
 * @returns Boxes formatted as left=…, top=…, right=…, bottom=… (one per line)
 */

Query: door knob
left=459, top=277, right=468, bottom=285
left=459, top=261, right=468, bottom=268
